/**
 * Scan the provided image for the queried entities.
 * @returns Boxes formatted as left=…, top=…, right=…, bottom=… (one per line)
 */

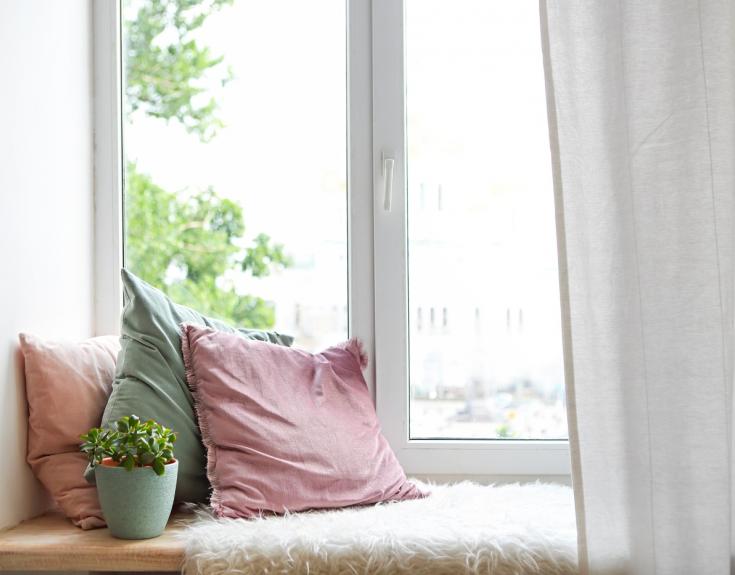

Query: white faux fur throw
left=181, top=481, right=578, bottom=575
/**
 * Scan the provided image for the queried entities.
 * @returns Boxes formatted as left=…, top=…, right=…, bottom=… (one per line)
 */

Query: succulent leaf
left=79, top=415, right=175, bottom=474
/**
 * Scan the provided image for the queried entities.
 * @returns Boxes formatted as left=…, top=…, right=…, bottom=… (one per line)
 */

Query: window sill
left=0, top=511, right=186, bottom=572
left=395, top=439, right=571, bottom=477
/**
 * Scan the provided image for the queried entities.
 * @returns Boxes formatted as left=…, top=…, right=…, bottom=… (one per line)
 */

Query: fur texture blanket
left=181, top=481, right=578, bottom=575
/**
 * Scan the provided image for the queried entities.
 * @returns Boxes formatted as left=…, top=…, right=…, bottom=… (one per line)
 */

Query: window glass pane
left=122, top=0, right=347, bottom=351
left=406, top=0, right=567, bottom=439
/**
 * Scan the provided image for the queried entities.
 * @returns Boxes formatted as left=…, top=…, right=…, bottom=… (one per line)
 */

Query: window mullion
left=372, top=0, right=409, bottom=452
left=347, top=0, right=377, bottom=400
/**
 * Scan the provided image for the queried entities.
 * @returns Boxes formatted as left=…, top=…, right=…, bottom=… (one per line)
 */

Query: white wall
left=0, top=0, right=94, bottom=529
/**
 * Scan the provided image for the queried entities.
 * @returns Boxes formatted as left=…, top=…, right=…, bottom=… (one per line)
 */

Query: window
left=96, top=0, right=569, bottom=477
left=120, top=0, right=347, bottom=352
left=404, top=1, right=566, bottom=441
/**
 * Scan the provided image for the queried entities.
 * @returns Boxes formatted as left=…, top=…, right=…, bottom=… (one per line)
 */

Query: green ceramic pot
left=95, top=459, right=178, bottom=540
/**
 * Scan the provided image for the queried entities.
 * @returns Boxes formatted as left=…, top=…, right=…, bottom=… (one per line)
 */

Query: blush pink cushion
left=19, top=333, right=121, bottom=529
left=181, top=324, right=426, bottom=518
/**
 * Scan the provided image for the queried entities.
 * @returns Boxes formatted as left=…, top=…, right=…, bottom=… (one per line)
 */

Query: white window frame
left=371, top=0, right=568, bottom=477
left=93, top=0, right=124, bottom=337
left=93, top=0, right=570, bottom=480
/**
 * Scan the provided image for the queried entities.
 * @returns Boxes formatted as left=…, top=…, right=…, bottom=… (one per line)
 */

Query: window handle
left=383, top=156, right=395, bottom=212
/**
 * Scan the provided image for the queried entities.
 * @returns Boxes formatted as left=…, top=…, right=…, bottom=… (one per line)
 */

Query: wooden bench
left=0, top=512, right=188, bottom=571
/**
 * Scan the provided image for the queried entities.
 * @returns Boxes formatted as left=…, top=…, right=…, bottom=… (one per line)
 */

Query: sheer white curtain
left=540, top=1, right=735, bottom=573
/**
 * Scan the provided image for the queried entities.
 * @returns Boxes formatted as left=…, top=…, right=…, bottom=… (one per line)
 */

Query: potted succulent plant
left=81, top=414, right=178, bottom=539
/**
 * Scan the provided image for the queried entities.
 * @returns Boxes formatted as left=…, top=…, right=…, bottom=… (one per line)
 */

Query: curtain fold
left=540, top=1, right=735, bottom=573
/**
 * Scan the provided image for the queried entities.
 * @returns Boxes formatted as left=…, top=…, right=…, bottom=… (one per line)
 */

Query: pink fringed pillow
left=19, top=333, right=121, bottom=529
left=181, top=323, right=426, bottom=518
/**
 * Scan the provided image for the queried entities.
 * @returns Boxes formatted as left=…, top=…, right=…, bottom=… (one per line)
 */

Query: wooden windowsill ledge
left=0, top=511, right=188, bottom=572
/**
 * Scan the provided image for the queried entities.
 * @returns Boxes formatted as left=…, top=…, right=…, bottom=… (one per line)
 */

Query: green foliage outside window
left=123, top=0, right=290, bottom=328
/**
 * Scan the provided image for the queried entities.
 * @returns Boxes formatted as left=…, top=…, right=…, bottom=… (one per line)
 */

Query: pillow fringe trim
left=180, top=322, right=227, bottom=517
left=341, top=337, right=368, bottom=370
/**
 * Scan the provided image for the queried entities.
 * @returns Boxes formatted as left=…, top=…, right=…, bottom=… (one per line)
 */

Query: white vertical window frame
left=372, top=0, right=410, bottom=453
left=347, top=0, right=376, bottom=398
left=371, top=0, right=570, bottom=477
left=93, top=0, right=123, bottom=336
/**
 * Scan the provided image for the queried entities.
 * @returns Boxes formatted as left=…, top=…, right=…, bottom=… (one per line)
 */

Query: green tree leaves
left=124, top=164, right=290, bottom=327
left=244, top=233, right=292, bottom=278
left=125, top=0, right=234, bottom=142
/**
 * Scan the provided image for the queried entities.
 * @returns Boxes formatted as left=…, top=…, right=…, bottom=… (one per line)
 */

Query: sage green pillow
left=101, top=269, right=294, bottom=503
